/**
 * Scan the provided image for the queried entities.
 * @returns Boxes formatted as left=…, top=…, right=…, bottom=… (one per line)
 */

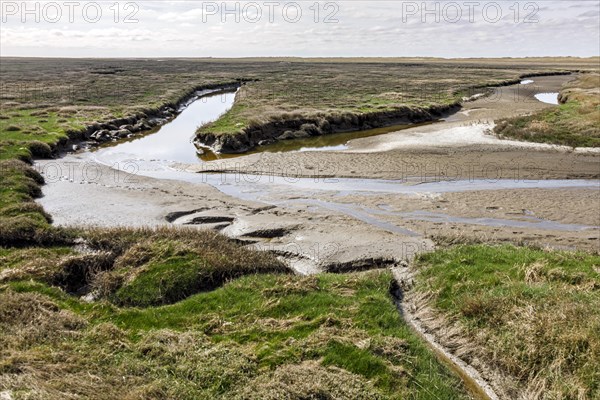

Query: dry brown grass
left=415, top=245, right=600, bottom=399
left=233, top=360, right=385, bottom=400
left=494, top=73, right=600, bottom=147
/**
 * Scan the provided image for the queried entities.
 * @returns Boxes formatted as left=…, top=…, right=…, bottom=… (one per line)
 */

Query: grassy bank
left=0, top=159, right=70, bottom=247
left=494, top=73, right=600, bottom=147
left=0, top=254, right=471, bottom=399
left=413, top=244, right=600, bottom=399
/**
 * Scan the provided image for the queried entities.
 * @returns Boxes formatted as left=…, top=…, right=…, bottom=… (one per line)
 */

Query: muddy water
left=386, top=210, right=595, bottom=232
left=198, top=122, right=435, bottom=161
left=128, top=169, right=600, bottom=199
left=95, top=89, right=434, bottom=162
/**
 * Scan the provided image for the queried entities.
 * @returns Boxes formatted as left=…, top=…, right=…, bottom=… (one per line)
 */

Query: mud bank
left=197, top=102, right=463, bottom=154
left=472, top=71, right=573, bottom=91
left=195, top=72, right=576, bottom=154
left=53, top=81, right=243, bottom=155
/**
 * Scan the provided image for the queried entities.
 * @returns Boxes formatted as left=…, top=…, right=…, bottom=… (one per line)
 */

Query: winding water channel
left=86, top=85, right=600, bottom=235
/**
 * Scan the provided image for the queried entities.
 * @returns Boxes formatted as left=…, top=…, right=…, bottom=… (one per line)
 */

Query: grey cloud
left=578, top=10, right=599, bottom=17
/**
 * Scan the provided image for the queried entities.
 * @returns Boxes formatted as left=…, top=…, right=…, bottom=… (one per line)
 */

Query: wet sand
left=187, top=76, right=599, bottom=181
left=37, top=157, right=434, bottom=274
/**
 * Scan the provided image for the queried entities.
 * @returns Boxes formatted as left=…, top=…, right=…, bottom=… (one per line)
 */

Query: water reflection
left=95, top=90, right=236, bottom=164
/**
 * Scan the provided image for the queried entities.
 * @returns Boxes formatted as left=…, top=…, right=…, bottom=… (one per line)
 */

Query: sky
left=1, top=0, right=599, bottom=58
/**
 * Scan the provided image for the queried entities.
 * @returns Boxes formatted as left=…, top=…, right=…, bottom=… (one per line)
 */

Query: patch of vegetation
left=494, top=73, right=600, bottom=147
left=0, top=270, right=471, bottom=399
left=1, top=227, right=288, bottom=306
left=101, top=228, right=288, bottom=307
left=414, top=244, right=600, bottom=399
left=0, top=160, right=71, bottom=247
left=198, top=60, right=596, bottom=137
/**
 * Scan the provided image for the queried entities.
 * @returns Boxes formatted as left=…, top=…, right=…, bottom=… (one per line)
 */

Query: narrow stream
left=95, top=77, right=567, bottom=165
left=95, top=89, right=434, bottom=163
left=198, top=122, right=435, bottom=161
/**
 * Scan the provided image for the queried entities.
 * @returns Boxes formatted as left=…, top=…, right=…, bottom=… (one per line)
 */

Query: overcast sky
left=1, top=1, right=598, bottom=57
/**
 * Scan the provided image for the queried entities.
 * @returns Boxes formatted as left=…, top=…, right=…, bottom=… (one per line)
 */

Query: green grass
left=0, top=108, right=86, bottom=162
left=201, top=102, right=250, bottom=135
left=414, top=244, right=600, bottom=399
left=197, top=61, right=585, bottom=138
left=494, top=73, right=600, bottom=147
left=1, top=270, right=471, bottom=399
left=0, top=226, right=287, bottom=307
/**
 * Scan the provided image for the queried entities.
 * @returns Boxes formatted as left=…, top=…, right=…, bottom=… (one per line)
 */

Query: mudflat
left=38, top=75, right=600, bottom=275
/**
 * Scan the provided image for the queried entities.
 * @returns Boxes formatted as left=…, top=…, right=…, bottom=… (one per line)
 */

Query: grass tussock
left=494, top=73, right=600, bottom=147
left=0, top=216, right=66, bottom=247
left=0, top=159, right=70, bottom=247
left=1, top=227, right=289, bottom=307
left=414, top=244, right=600, bottom=399
left=0, top=270, right=471, bottom=399
left=235, top=361, right=384, bottom=399
left=85, top=227, right=289, bottom=306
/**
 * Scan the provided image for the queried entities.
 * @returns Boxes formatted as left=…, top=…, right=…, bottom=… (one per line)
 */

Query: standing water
left=95, top=89, right=236, bottom=165
left=535, top=93, right=560, bottom=105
